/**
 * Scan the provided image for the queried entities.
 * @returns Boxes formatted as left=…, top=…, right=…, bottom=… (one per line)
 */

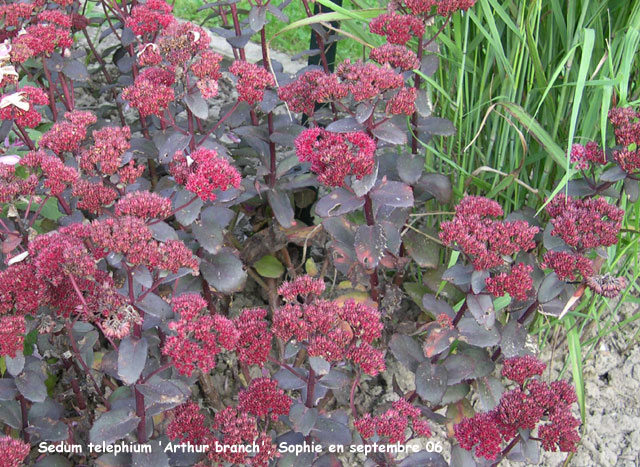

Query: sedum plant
left=0, top=0, right=633, bottom=465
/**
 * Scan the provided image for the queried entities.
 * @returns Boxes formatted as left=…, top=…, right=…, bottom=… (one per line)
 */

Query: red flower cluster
left=542, top=250, right=593, bottom=281
left=80, top=125, right=131, bottom=176
left=122, top=68, right=175, bottom=118
left=229, top=60, right=275, bottom=105
left=115, top=191, right=173, bottom=219
left=0, top=264, right=46, bottom=316
left=0, top=162, right=36, bottom=203
left=168, top=401, right=279, bottom=467
left=192, top=50, right=223, bottom=98
left=386, top=86, right=417, bottom=115
left=485, top=262, right=534, bottom=301
left=546, top=194, right=623, bottom=250
left=608, top=107, right=640, bottom=173
left=170, top=148, right=241, bottom=202
left=234, top=307, right=272, bottom=366
left=455, top=356, right=580, bottom=460
left=369, top=12, right=425, bottom=45
left=336, top=60, right=404, bottom=101
left=370, top=44, right=420, bottom=71
left=126, top=0, right=174, bottom=36
left=72, top=180, right=118, bottom=214
left=585, top=274, right=627, bottom=298
left=40, top=111, right=97, bottom=155
left=439, top=196, right=539, bottom=270
left=0, top=435, right=30, bottom=467
left=237, top=378, right=292, bottom=421
left=402, top=0, right=477, bottom=16
left=273, top=277, right=386, bottom=376
left=278, top=70, right=347, bottom=116
left=0, top=315, right=25, bottom=357
left=295, top=128, right=376, bottom=187
left=158, top=21, right=210, bottom=66
left=21, top=150, right=78, bottom=196
left=0, top=86, right=48, bottom=127
left=356, top=399, right=431, bottom=443
left=163, top=294, right=239, bottom=376
left=570, top=142, right=606, bottom=170
left=10, top=11, right=73, bottom=61
left=88, top=216, right=199, bottom=273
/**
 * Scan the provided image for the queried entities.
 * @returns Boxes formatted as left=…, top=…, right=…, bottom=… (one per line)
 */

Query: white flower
left=0, top=92, right=29, bottom=111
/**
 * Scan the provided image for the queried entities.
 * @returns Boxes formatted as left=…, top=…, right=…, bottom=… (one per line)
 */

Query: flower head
left=370, top=44, right=420, bottom=71
left=115, top=191, right=173, bottom=219
left=40, top=111, right=97, bottom=155
left=170, top=148, right=241, bottom=201
left=234, top=308, right=272, bottom=366
left=80, top=125, right=131, bottom=176
left=122, top=69, right=175, bottom=118
left=238, top=378, right=292, bottom=421
left=229, top=60, right=275, bottom=105
left=0, top=435, right=30, bottom=467
left=542, top=251, right=593, bottom=281
left=21, top=150, right=78, bottom=196
left=0, top=87, right=48, bottom=127
left=336, top=60, right=404, bottom=101
left=278, top=70, right=347, bottom=116
left=485, top=263, right=534, bottom=301
left=501, top=355, right=546, bottom=385
left=370, top=12, right=425, bottom=45
left=126, top=0, right=174, bottom=36
left=295, top=128, right=376, bottom=187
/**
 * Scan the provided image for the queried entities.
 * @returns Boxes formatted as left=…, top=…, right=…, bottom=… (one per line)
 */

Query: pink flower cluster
left=542, top=251, right=593, bottom=281
left=369, top=44, right=420, bottom=71
left=115, top=191, right=173, bottom=219
left=10, top=10, right=73, bottom=62
left=229, top=60, right=275, bottom=105
left=168, top=402, right=278, bottom=466
left=0, top=86, right=48, bottom=128
left=235, top=307, right=272, bottom=366
left=237, top=377, right=293, bottom=421
left=273, top=276, right=386, bottom=376
left=126, top=0, right=174, bottom=36
left=336, top=60, right=404, bottom=101
left=0, top=436, right=30, bottom=467
left=278, top=70, right=347, bottom=116
left=80, top=125, right=131, bottom=176
left=158, top=21, right=210, bottom=66
left=369, top=12, right=425, bottom=45
left=295, top=128, right=376, bottom=187
left=546, top=194, right=623, bottom=250
left=72, top=179, right=118, bottom=214
left=401, top=0, right=477, bottom=16
left=170, top=148, right=241, bottom=202
left=21, top=150, right=78, bottom=196
left=608, top=107, right=640, bottom=173
left=192, top=50, right=224, bottom=98
left=440, top=196, right=539, bottom=271
left=355, top=398, right=432, bottom=443
left=162, top=294, right=239, bottom=376
left=485, top=263, right=534, bottom=301
left=40, top=111, right=97, bottom=155
left=570, top=142, right=606, bottom=170
left=455, top=356, right=580, bottom=460
left=0, top=163, right=36, bottom=203
left=122, top=67, right=175, bottom=118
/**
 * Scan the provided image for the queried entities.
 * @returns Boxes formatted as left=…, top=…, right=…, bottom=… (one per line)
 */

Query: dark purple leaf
left=422, top=322, right=458, bottom=358
left=457, top=316, right=500, bottom=347
left=89, top=409, right=140, bottom=445
left=624, top=177, right=639, bottom=202
left=149, top=221, right=178, bottom=242
left=227, top=34, right=253, bottom=48
left=566, top=179, right=596, bottom=197
left=155, top=131, right=191, bottom=163
left=0, top=401, right=21, bottom=429
left=248, top=5, right=267, bottom=31
left=0, top=380, right=17, bottom=401
left=274, top=367, right=307, bottom=390
left=389, top=334, right=424, bottom=372
left=289, top=403, right=317, bottom=436
left=309, top=356, right=330, bottom=376
left=418, top=173, right=452, bottom=204
left=422, top=294, right=456, bottom=319
left=369, top=180, right=413, bottom=208
left=34, top=455, right=73, bottom=467
left=267, top=190, right=295, bottom=228
left=441, top=383, right=470, bottom=405
left=15, top=370, right=46, bottom=402
left=315, top=188, right=364, bottom=218
left=450, top=446, right=477, bottom=467
left=442, top=263, right=473, bottom=289
left=355, top=102, right=375, bottom=124
left=318, top=369, right=351, bottom=389
left=4, top=353, right=23, bottom=377
left=397, top=153, right=425, bottom=185
left=200, top=249, right=247, bottom=293
left=470, top=270, right=489, bottom=294
left=398, top=452, right=447, bottom=467
left=137, top=292, right=173, bottom=320
left=259, top=89, right=279, bottom=113
left=538, top=272, right=564, bottom=303
left=371, top=120, right=407, bottom=144
left=420, top=54, right=439, bottom=77
left=131, top=448, right=170, bottom=467
left=174, top=189, right=203, bottom=226
left=476, top=376, right=505, bottom=411
left=351, top=163, right=378, bottom=197
left=404, top=229, right=440, bottom=269
left=62, top=60, right=89, bottom=81
left=419, top=117, right=455, bottom=136
left=466, top=293, right=495, bottom=328
left=184, top=93, right=208, bottom=120
left=26, top=417, right=68, bottom=442
left=121, top=27, right=135, bottom=47
left=312, top=417, right=352, bottom=446
left=117, top=337, right=148, bottom=385
left=500, top=320, right=529, bottom=358
left=415, top=360, right=447, bottom=404
left=600, top=165, right=627, bottom=182
left=325, top=117, right=364, bottom=133
left=415, top=89, right=432, bottom=117
left=354, top=224, right=386, bottom=269
left=136, top=379, right=189, bottom=416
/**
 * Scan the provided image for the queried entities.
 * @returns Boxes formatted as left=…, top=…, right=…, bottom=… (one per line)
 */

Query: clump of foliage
left=0, top=0, right=634, bottom=465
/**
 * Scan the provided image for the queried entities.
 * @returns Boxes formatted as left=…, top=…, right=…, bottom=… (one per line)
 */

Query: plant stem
left=17, top=395, right=29, bottom=443
left=305, top=368, right=316, bottom=408
left=363, top=193, right=380, bottom=301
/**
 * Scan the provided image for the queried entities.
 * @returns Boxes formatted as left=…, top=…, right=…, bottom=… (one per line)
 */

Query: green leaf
left=254, top=254, right=284, bottom=278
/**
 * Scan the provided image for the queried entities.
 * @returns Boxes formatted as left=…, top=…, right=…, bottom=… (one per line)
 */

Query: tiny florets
left=277, top=275, right=325, bottom=302
left=238, top=378, right=293, bottom=421
left=115, top=191, right=173, bottom=219
left=0, top=86, right=49, bottom=128
left=336, top=60, right=404, bottom=101
left=370, top=44, right=420, bottom=71
left=369, top=12, right=425, bottom=45
left=542, top=251, right=593, bottom=281
left=0, top=435, right=31, bottom=467
left=295, top=128, right=376, bottom=187
left=485, top=262, right=534, bottom=301
left=234, top=308, right=272, bottom=366
left=501, top=355, right=546, bottom=385
left=229, top=60, right=275, bottom=105
left=277, top=70, right=347, bottom=116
